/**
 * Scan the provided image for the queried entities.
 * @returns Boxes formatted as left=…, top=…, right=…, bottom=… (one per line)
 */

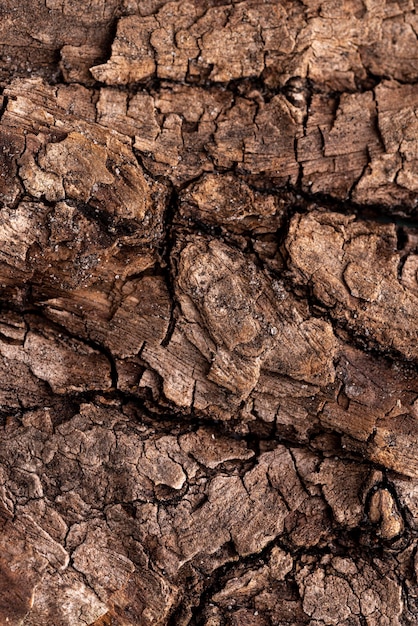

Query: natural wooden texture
left=1, top=1, right=418, bottom=625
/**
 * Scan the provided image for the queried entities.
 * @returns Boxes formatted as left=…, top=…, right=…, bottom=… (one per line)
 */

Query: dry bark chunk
left=0, top=0, right=121, bottom=85
left=287, top=210, right=418, bottom=360
left=299, top=91, right=383, bottom=200
left=368, top=488, right=404, bottom=540
left=97, top=83, right=232, bottom=186
left=296, top=557, right=403, bottom=626
left=178, top=173, right=285, bottom=235
left=213, top=94, right=302, bottom=185
left=171, top=236, right=336, bottom=403
left=90, top=2, right=296, bottom=85
left=180, top=427, right=254, bottom=469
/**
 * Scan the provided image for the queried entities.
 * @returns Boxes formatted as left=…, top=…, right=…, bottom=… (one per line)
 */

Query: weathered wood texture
left=1, top=1, right=418, bottom=624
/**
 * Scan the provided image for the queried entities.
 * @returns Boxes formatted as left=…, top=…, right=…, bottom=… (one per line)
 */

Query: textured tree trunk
left=1, top=1, right=418, bottom=624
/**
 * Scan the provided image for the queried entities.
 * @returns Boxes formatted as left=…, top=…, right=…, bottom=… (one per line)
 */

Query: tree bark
left=1, top=1, right=418, bottom=624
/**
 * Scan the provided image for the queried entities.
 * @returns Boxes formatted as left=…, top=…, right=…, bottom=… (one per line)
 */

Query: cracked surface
left=1, top=1, right=418, bottom=624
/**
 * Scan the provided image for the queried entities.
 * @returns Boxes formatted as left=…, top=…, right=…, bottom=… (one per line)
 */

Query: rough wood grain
left=1, top=1, right=418, bottom=624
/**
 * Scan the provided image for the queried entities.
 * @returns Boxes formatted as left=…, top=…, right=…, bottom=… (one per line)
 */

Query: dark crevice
left=160, top=179, right=180, bottom=348
left=0, top=94, right=8, bottom=121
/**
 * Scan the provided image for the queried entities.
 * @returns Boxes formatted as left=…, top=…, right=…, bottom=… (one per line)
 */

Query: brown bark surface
left=1, top=1, right=418, bottom=624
